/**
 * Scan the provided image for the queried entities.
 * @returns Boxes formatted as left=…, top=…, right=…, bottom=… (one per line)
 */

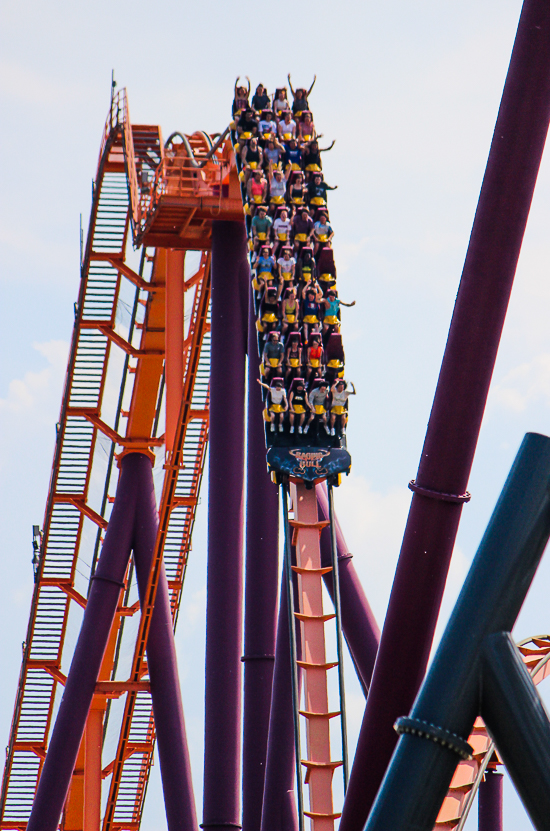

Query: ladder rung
left=301, top=760, right=343, bottom=769
left=294, top=612, right=336, bottom=622
left=299, top=710, right=341, bottom=719
left=292, top=566, right=333, bottom=576
left=304, top=812, right=342, bottom=820
left=297, top=660, right=339, bottom=671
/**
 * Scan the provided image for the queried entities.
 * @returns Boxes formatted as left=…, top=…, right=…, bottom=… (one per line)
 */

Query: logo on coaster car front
left=267, top=446, right=352, bottom=482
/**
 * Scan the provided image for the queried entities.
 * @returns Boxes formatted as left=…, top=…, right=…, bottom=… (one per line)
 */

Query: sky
left=2, top=0, right=550, bottom=828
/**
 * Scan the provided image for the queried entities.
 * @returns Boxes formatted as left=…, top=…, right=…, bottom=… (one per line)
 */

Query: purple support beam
left=317, top=484, right=380, bottom=694
left=203, top=220, right=249, bottom=831
left=478, top=770, right=503, bottom=831
left=131, top=461, right=197, bottom=831
left=26, top=453, right=147, bottom=831
left=260, top=574, right=300, bottom=831
left=242, top=290, right=279, bottom=831
left=340, top=4, right=550, bottom=829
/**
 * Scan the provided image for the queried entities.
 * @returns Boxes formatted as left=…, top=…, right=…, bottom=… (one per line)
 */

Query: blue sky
left=2, top=0, right=550, bottom=828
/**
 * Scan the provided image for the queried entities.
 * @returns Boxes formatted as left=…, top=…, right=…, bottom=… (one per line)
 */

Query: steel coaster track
left=1, top=90, right=213, bottom=831
left=0, top=97, right=132, bottom=829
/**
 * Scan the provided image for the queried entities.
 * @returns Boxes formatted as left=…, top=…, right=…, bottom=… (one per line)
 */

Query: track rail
left=0, top=98, right=132, bottom=829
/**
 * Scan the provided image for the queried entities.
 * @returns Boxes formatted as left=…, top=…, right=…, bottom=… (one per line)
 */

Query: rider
left=241, top=137, right=263, bottom=183
left=313, top=209, right=334, bottom=254
left=306, top=332, right=325, bottom=382
left=298, top=111, right=316, bottom=143
left=278, top=110, right=297, bottom=142
left=329, top=379, right=356, bottom=436
left=252, top=83, right=270, bottom=112
left=301, top=279, right=324, bottom=342
left=288, top=74, right=316, bottom=115
left=233, top=76, right=251, bottom=116
left=307, top=172, right=337, bottom=207
left=237, top=107, right=258, bottom=139
left=251, top=207, right=272, bottom=253
left=292, top=208, right=314, bottom=253
left=273, top=88, right=290, bottom=118
left=269, top=167, right=290, bottom=212
left=262, top=331, right=285, bottom=381
left=247, top=169, right=268, bottom=212
left=277, top=245, right=296, bottom=285
left=273, top=208, right=293, bottom=255
left=322, top=289, right=355, bottom=333
left=283, top=139, right=303, bottom=173
left=289, top=379, right=309, bottom=434
left=305, top=380, right=330, bottom=435
left=257, top=377, right=288, bottom=432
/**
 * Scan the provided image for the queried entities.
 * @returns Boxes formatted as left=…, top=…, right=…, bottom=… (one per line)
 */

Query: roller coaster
left=3, top=3, right=550, bottom=831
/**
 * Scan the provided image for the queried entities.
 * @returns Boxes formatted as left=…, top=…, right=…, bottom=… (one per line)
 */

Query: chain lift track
left=0, top=91, right=213, bottom=831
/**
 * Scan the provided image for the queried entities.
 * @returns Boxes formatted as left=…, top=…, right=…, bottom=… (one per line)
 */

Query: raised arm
left=340, top=300, right=356, bottom=307
left=245, top=76, right=251, bottom=95
left=234, top=76, right=240, bottom=94
left=256, top=378, right=270, bottom=391
left=307, top=75, right=317, bottom=96
left=320, top=140, right=336, bottom=153
left=287, top=74, right=295, bottom=96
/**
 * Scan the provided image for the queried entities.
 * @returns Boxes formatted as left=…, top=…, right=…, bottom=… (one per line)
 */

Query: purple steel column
left=203, top=220, right=249, bottom=831
left=26, top=453, right=147, bottom=831
left=260, top=574, right=299, bottom=831
left=317, top=484, right=380, bottom=693
left=340, top=4, right=550, bottom=830
left=478, top=770, right=503, bottom=831
left=242, top=289, right=279, bottom=831
left=131, top=459, right=197, bottom=831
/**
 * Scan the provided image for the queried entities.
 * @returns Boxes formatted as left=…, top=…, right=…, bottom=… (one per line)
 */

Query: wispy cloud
left=0, top=340, right=68, bottom=415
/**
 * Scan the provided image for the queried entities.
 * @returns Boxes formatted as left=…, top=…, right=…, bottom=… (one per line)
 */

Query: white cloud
left=0, top=340, right=69, bottom=415
left=490, top=353, right=550, bottom=414
left=333, top=475, right=411, bottom=625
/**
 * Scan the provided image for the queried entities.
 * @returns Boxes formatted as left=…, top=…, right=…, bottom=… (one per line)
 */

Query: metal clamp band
left=91, top=574, right=126, bottom=589
left=394, top=716, right=473, bottom=760
left=408, top=480, right=471, bottom=504
left=240, top=654, right=275, bottom=662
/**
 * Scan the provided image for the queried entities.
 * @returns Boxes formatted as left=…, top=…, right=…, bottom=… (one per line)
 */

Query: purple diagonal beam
left=340, top=4, right=550, bottom=829
left=316, top=483, right=380, bottom=694
left=26, top=453, right=145, bottom=831
left=242, top=286, right=279, bottom=831
left=202, top=220, right=249, bottom=831
left=131, top=459, right=197, bottom=831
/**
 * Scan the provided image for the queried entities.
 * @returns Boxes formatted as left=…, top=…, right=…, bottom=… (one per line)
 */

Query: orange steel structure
left=0, top=89, right=229, bottom=831
left=433, top=635, right=550, bottom=831
left=289, top=483, right=344, bottom=831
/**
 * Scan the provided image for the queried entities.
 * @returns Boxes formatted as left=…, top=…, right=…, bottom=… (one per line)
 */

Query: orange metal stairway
left=289, top=482, right=346, bottom=831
